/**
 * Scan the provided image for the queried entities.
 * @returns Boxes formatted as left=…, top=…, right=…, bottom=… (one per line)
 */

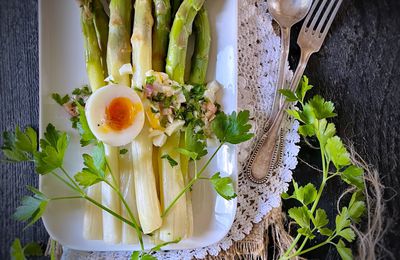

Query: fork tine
left=302, top=0, right=319, bottom=30
left=315, top=0, right=337, bottom=34
left=308, top=0, right=328, bottom=31
left=320, top=0, right=343, bottom=40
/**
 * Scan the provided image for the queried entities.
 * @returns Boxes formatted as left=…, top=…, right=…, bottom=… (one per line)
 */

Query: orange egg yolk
left=105, top=97, right=139, bottom=131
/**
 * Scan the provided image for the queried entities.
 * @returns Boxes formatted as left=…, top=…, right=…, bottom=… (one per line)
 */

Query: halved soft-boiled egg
left=85, top=84, right=145, bottom=147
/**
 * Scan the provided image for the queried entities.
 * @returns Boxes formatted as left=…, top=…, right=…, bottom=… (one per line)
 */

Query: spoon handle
left=271, top=26, right=291, bottom=118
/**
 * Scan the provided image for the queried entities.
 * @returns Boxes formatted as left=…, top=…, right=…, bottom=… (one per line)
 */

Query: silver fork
left=248, top=0, right=343, bottom=183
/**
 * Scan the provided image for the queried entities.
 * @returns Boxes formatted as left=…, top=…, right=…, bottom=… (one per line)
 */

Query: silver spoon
left=249, top=0, right=312, bottom=182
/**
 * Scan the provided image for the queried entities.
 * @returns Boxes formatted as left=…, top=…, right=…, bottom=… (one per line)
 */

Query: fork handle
left=271, top=27, right=291, bottom=118
left=250, top=50, right=312, bottom=182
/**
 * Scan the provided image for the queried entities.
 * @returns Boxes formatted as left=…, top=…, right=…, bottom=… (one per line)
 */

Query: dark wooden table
left=1, top=0, right=399, bottom=259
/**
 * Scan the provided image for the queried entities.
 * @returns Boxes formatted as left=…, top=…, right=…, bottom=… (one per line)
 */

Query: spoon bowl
left=268, top=0, right=313, bottom=28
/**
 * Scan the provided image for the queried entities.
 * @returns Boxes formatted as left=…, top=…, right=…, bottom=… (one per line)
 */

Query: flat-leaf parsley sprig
left=1, top=109, right=253, bottom=257
left=279, top=76, right=366, bottom=260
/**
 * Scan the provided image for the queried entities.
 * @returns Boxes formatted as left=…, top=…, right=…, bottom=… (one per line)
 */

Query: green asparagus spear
left=189, top=7, right=211, bottom=85
left=166, top=0, right=206, bottom=84
left=152, top=0, right=172, bottom=71
left=92, top=0, right=109, bottom=74
left=171, top=0, right=183, bottom=18
left=80, top=2, right=106, bottom=91
left=107, top=0, right=132, bottom=86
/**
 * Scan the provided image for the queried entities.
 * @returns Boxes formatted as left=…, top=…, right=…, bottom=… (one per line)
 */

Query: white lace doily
left=63, top=1, right=300, bottom=259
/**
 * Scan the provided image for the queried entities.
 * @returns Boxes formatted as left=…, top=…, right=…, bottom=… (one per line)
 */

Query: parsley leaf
left=308, top=95, right=337, bottom=119
left=279, top=89, right=298, bottom=102
left=145, top=75, right=156, bottom=85
left=13, top=194, right=49, bottom=228
left=175, top=148, right=198, bottom=160
left=335, top=207, right=351, bottom=232
left=316, top=119, right=336, bottom=146
left=23, top=242, right=43, bottom=257
left=76, top=103, right=97, bottom=146
left=295, top=76, right=313, bottom=104
left=348, top=191, right=366, bottom=223
left=161, top=154, right=178, bottom=167
left=10, top=239, right=26, bottom=260
left=52, top=93, right=70, bottom=106
left=183, top=123, right=207, bottom=160
left=120, top=148, right=128, bottom=155
left=314, top=208, right=329, bottom=228
left=209, top=172, right=237, bottom=200
left=294, top=183, right=317, bottom=206
left=35, top=124, right=69, bottom=174
left=338, top=228, right=356, bottom=242
left=288, top=206, right=310, bottom=229
left=2, top=127, right=37, bottom=162
left=325, top=136, right=351, bottom=169
left=297, top=227, right=315, bottom=239
left=74, top=142, right=107, bottom=187
left=336, top=240, right=353, bottom=260
left=341, top=165, right=364, bottom=189
left=211, top=110, right=254, bottom=144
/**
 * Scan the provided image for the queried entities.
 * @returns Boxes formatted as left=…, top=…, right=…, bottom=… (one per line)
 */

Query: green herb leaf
left=52, top=93, right=70, bottom=106
left=13, top=195, right=48, bottom=228
left=308, top=95, right=337, bottom=120
left=279, top=89, right=298, bottom=102
left=298, top=124, right=316, bottom=137
left=335, top=207, right=351, bottom=232
left=295, top=76, right=313, bottom=103
left=10, top=238, right=26, bottom=260
left=297, top=227, right=315, bottom=239
left=338, top=228, right=356, bottom=242
left=75, top=143, right=106, bottom=187
left=286, top=109, right=304, bottom=123
left=120, top=148, right=128, bottom=155
left=161, top=154, right=178, bottom=167
left=2, top=127, right=35, bottom=162
left=130, top=252, right=156, bottom=260
left=145, top=75, right=156, bottom=85
left=348, top=191, right=366, bottom=223
left=314, top=208, right=329, bottom=228
left=336, top=240, right=353, bottom=260
left=341, top=166, right=364, bottom=189
left=23, top=242, right=43, bottom=257
left=294, top=183, right=317, bottom=206
left=319, top=227, right=334, bottom=236
left=76, top=103, right=97, bottom=146
left=211, top=110, right=254, bottom=144
left=325, top=136, right=351, bottom=169
left=176, top=148, right=198, bottom=160
left=35, top=124, right=69, bottom=174
left=184, top=123, right=207, bottom=159
left=288, top=206, right=310, bottom=229
left=316, top=119, right=336, bottom=146
left=209, top=172, right=237, bottom=200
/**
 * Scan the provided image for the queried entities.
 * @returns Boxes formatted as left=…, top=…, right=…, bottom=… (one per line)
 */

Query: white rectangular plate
left=39, top=0, right=238, bottom=251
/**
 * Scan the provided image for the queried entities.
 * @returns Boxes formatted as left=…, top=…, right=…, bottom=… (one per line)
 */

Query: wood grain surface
left=0, top=0, right=399, bottom=259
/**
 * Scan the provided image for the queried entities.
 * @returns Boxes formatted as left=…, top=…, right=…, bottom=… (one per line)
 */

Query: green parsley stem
left=103, top=179, right=144, bottom=249
left=50, top=171, right=139, bottom=238
left=50, top=196, right=83, bottom=201
left=162, top=143, right=224, bottom=217
left=50, top=171, right=83, bottom=195
left=282, top=146, right=330, bottom=259
left=288, top=238, right=331, bottom=258
left=60, top=166, right=82, bottom=191
left=83, top=195, right=139, bottom=233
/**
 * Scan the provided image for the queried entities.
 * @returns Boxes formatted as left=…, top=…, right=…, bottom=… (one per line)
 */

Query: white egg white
left=85, top=84, right=145, bottom=147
